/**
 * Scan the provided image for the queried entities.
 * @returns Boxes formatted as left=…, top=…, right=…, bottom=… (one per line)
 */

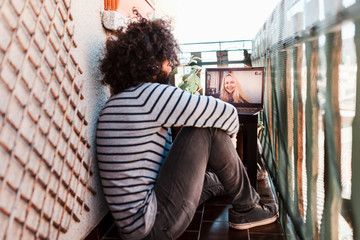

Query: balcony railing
left=252, top=0, right=359, bottom=239
left=179, top=40, right=252, bottom=66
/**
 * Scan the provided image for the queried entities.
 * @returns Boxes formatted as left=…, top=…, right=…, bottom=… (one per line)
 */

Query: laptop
left=205, top=67, right=265, bottom=115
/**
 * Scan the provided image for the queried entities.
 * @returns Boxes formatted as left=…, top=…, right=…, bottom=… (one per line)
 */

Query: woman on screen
left=220, top=72, right=250, bottom=104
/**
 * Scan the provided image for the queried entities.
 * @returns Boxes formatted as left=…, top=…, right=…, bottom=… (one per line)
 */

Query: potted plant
left=171, top=55, right=202, bottom=139
left=176, top=55, right=202, bottom=94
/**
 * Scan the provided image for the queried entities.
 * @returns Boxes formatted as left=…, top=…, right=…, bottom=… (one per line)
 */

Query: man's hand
left=231, top=137, right=237, bottom=149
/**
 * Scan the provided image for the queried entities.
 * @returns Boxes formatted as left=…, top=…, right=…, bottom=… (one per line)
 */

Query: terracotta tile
left=38, top=112, right=51, bottom=135
left=7, top=221, right=23, bottom=240
left=0, top=185, right=16, bottom=215
left=249, top=233, right=285, bottom=240
left=42, top=194, right=55, bottom=221
left=196, top=203, right=204, bottom=212
left=84, top=227, right=98, bottom=240
left=7, top=99, right=24, bottom=129
left=98, top=212, right=115, bottom=238
left=38, top=218, right=50, bottom=239
left=0, top=147, right=10, bottom=178
left=202, top=204, right=231, bottom=222
left=60, top=212, right=71, bottom=233
left=19, top=116, right=36, bottom=144
left=0, top=123, right=17, bottom=152
left=5, top=158, right=24, bottom=191
left=102, top=224, right=121, bottom=239
left=25, top=207, right=40, bottom=235
left=248, top=220, right=283, bottom=234
left=30, top=183, right=46, bottom=211
left=177, top=231, right=199, bottom=240
left=187, top=212, right=202, bottom=231
left=200, top=221, right=249, bottom=240
left=205, top=195, right=232, bottom=205
left=13, top=198, right=27, bottom=224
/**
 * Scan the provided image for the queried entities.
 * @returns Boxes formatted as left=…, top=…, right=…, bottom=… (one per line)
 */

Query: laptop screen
left=205, top=67, right=265, bottom=109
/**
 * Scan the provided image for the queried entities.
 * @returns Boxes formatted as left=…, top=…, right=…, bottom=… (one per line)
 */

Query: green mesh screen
left=252, top=0, right=359, bottom=239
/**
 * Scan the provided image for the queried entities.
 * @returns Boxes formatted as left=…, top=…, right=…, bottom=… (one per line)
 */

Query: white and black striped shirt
left=96, top=82, right=239, bottom=239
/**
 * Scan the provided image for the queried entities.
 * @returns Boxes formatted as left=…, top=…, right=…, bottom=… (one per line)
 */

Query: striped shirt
left=96, top=82, right=239, bottom=239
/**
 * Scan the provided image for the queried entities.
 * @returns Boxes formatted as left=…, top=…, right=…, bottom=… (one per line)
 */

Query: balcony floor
left=86, top=177, right=286, bottom=240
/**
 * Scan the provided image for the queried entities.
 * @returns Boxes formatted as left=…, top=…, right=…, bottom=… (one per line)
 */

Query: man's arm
left=157, top=85, right=239, bottom=138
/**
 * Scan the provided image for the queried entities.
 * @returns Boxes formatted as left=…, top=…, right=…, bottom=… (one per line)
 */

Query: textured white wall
left=60, top=0, right=110, bottom=239
left=0, top=0, right=157, bottom=238
left=0, top=0, right=111, bottom=239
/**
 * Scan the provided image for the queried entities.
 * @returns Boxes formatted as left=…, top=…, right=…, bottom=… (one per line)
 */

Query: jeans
left=144, top=127, right=260, bottom=239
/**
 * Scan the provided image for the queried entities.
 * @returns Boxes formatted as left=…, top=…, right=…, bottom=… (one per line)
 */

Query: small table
left=236, top=113, right=259, bottom=190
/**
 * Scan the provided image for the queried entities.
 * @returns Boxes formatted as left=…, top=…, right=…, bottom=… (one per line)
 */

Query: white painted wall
left=60, top=1, right=110, bottom=239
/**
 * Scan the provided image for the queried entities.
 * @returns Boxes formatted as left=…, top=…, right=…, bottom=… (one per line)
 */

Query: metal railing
left=179, top=40, right=252, bottom=66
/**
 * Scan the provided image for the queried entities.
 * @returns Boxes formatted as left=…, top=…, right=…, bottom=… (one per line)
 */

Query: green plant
left=177, top=55, right=202, bottom=94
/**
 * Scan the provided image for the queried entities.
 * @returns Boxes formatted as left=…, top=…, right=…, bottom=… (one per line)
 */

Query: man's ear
left=147, top=62, right=161, bottom=76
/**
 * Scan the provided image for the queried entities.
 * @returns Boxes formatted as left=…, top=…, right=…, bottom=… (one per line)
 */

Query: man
left=96, top=18, right=278, bottom=240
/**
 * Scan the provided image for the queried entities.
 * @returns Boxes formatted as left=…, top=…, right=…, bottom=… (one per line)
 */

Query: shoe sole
left=229, top=214, right=278, bottom=230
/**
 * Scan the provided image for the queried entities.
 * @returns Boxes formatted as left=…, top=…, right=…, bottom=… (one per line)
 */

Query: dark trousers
left=145, top=127, right=259, bottom=239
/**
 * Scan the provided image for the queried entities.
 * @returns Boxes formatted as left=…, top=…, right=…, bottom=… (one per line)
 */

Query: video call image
left=205, top=68, right=263, bottom=107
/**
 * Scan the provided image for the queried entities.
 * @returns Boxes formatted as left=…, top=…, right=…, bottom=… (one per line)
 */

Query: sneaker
left=228, top=203, right=278, bottom=230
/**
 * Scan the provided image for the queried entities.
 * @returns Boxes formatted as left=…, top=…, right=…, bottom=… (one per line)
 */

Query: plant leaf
left=182, top=73, right=190, bottom=80
left=191, top=65, right=202, bottom=70
left=188, top=74, right=201, bottom=94
left=178, top=81, right=189, bottom=90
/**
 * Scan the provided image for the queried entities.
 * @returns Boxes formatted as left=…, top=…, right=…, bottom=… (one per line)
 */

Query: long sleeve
left=96, top=82, right=239, bottom=240
left=153, top=84, right=239, bottom=138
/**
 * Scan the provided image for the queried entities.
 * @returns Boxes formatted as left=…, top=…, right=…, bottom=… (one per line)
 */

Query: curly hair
left=100, top=18, right=180, bottom=95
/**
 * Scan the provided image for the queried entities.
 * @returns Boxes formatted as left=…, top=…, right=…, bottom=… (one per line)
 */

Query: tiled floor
left=176, top=176, right=285, bottom=240
left=85, top=176, right=285, bottom=240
